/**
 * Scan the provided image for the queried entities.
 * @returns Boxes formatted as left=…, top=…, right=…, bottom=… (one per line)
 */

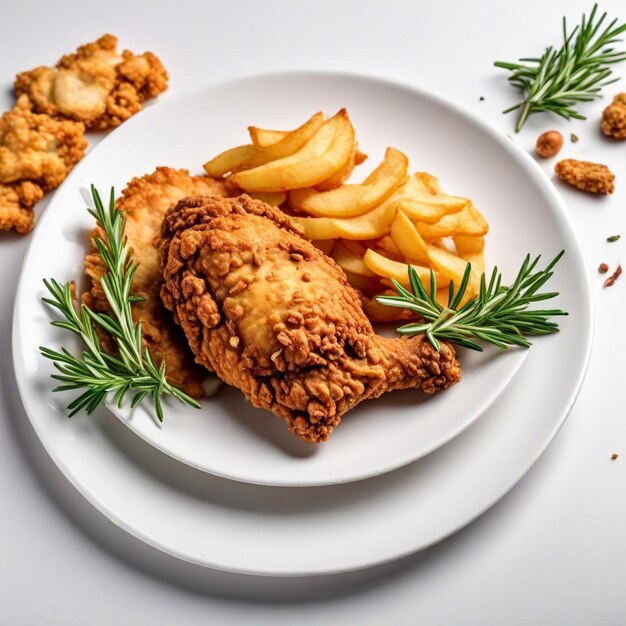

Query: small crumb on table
left=604, top=264, right=622, bottom=288
left=536, top=130, right=563, bottom=158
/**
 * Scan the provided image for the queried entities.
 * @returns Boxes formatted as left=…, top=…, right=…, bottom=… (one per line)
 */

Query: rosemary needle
left=40, top=185, right=200, bottom=421
left=376, top=252, right=568, bottom=352
left=495, top=5, right=626, bottom=132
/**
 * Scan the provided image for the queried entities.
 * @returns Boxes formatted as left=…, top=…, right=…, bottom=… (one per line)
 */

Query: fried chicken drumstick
left=159, top=195, right=461, bottom=443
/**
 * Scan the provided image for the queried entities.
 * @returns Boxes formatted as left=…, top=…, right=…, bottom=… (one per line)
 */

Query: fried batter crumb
left=555, top=159, right=615, bottom=195
left=601, top=93, right=626, bottom=139
left=0, top=180, right=43, bottom=233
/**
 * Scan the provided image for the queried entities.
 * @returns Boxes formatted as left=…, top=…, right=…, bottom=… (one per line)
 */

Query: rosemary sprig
left=376, top=252, right=568, bottom=352
left=39, top=185, right=200, bottom=421
left=495, top=5, right=626, bottom=132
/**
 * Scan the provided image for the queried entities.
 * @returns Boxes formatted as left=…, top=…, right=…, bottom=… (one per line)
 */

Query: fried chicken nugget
left=0, top=95, right=86, bottom=191
left=15, top=34, right=168, bottom=130
left=0, top=181, right=43, bottom=233
left=83, top=167, right=228, bottom=397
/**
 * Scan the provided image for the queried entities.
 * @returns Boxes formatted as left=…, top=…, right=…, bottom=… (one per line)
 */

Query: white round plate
left=13, top=72, right=592, bottom=576
left=13, top=72, right=534, bottom=487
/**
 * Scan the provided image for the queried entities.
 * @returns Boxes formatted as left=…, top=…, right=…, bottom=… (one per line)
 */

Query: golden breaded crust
left=601, top=93, right=626, bottom=139
left=555, top=159, right=615, bottom=195
left=159, top=195, right=461, bottom=442
left=0, top=180, right=43, bottom=233
left=0, top=95, right=86, bottom=190
left=15, top=34, right=168, bottom=130
left=83, top=167, right=229, bottom=397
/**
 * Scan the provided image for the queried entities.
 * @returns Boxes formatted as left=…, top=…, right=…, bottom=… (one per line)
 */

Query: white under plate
left=13, top=73, right=592, bottom=576
left=14, top=71, right=541, bottom=486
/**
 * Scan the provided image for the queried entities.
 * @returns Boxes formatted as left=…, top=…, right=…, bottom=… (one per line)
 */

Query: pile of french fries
left=204, top=110, right=489, bottom=321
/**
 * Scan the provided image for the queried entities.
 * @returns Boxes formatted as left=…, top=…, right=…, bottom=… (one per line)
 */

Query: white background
left=1, top=0, right=625, bottom=624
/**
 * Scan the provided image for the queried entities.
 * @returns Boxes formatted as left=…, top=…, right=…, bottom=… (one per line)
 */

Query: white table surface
left=1, top=1, right=625, bottom=623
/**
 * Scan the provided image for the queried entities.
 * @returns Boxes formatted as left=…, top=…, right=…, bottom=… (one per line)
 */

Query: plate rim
left=12, top=69, right=594, bottom=576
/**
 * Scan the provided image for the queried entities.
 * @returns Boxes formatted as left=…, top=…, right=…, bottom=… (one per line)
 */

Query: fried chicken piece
left=0, top=95, right=86, bottom=190
left=83, top=167, right=228, bottom=397
left=0, top=180, right=43, bottom=233
left=159, top=195, right=461, bottom=443
left=15, top=34, right=168, bottom=130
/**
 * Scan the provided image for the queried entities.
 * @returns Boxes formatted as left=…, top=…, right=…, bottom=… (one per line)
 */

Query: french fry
left=379, top=278, right=396, bottom=289
left=250, top=124, right=366, bottom=168
left=203, top=144, right=255, bottom=177
left=289, top=147, right=408, bottom=217
left=331, top=241, right=376, bottom=276
left=435, top=289, right=454, bottom=308
left=205, top=113, right=324, bottom=176
left=364, top=295, right=409, bottom=322
left=242, top=112, right=325, bottom=170
left=248, top=191, right=287, bottom=206
left=315, top=149, right=356, bottom=191
left=206, top=112, right=325, bottom=180
left=292, top=201, right=396, bottom=240
left=249, top=127, right=288, bottom=148
left=230, top=109, right=355, bottom=192
left=453, top=234, right=485, bottom=255
left=414, top=211, right=461, bottom=239
left=343, top=271, right=378, bottom=292
left=414, top=171, right=442, bottom=194
left=363, top=173, right=463, bottom=225
left=371, top=235, right=401, bottom=258
left=398, top=191, right=469, bottom=224
left=465, top=251, right=485, bottom=274
left=341, top=239, right=368, bottom=257
left=314, top=146, right=367, bottom=191
left=453, top=235, right=485, bottom=274
left=455, top=203, right=489, bottom=237
left=390, top=211, right=430, bottom=264
left=398, top=200, right=453, bottom=224
left=363, top=248, right=437, bottom=286
left=426, top=243, right=480, bottom=303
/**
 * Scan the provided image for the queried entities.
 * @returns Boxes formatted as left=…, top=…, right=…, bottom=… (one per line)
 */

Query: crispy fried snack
left=555, top=158, right=615, bottom=195
left=15, top=34, right=168, bottom=130
left=0, top=95, right=86, bottom=191
left=601, top=93, right=626, bottom=139
left=83, top=167, right=228, bottom=397
left=0, top=180, right=43, bottom=233
left=159, top=195, right=461, bottom=443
